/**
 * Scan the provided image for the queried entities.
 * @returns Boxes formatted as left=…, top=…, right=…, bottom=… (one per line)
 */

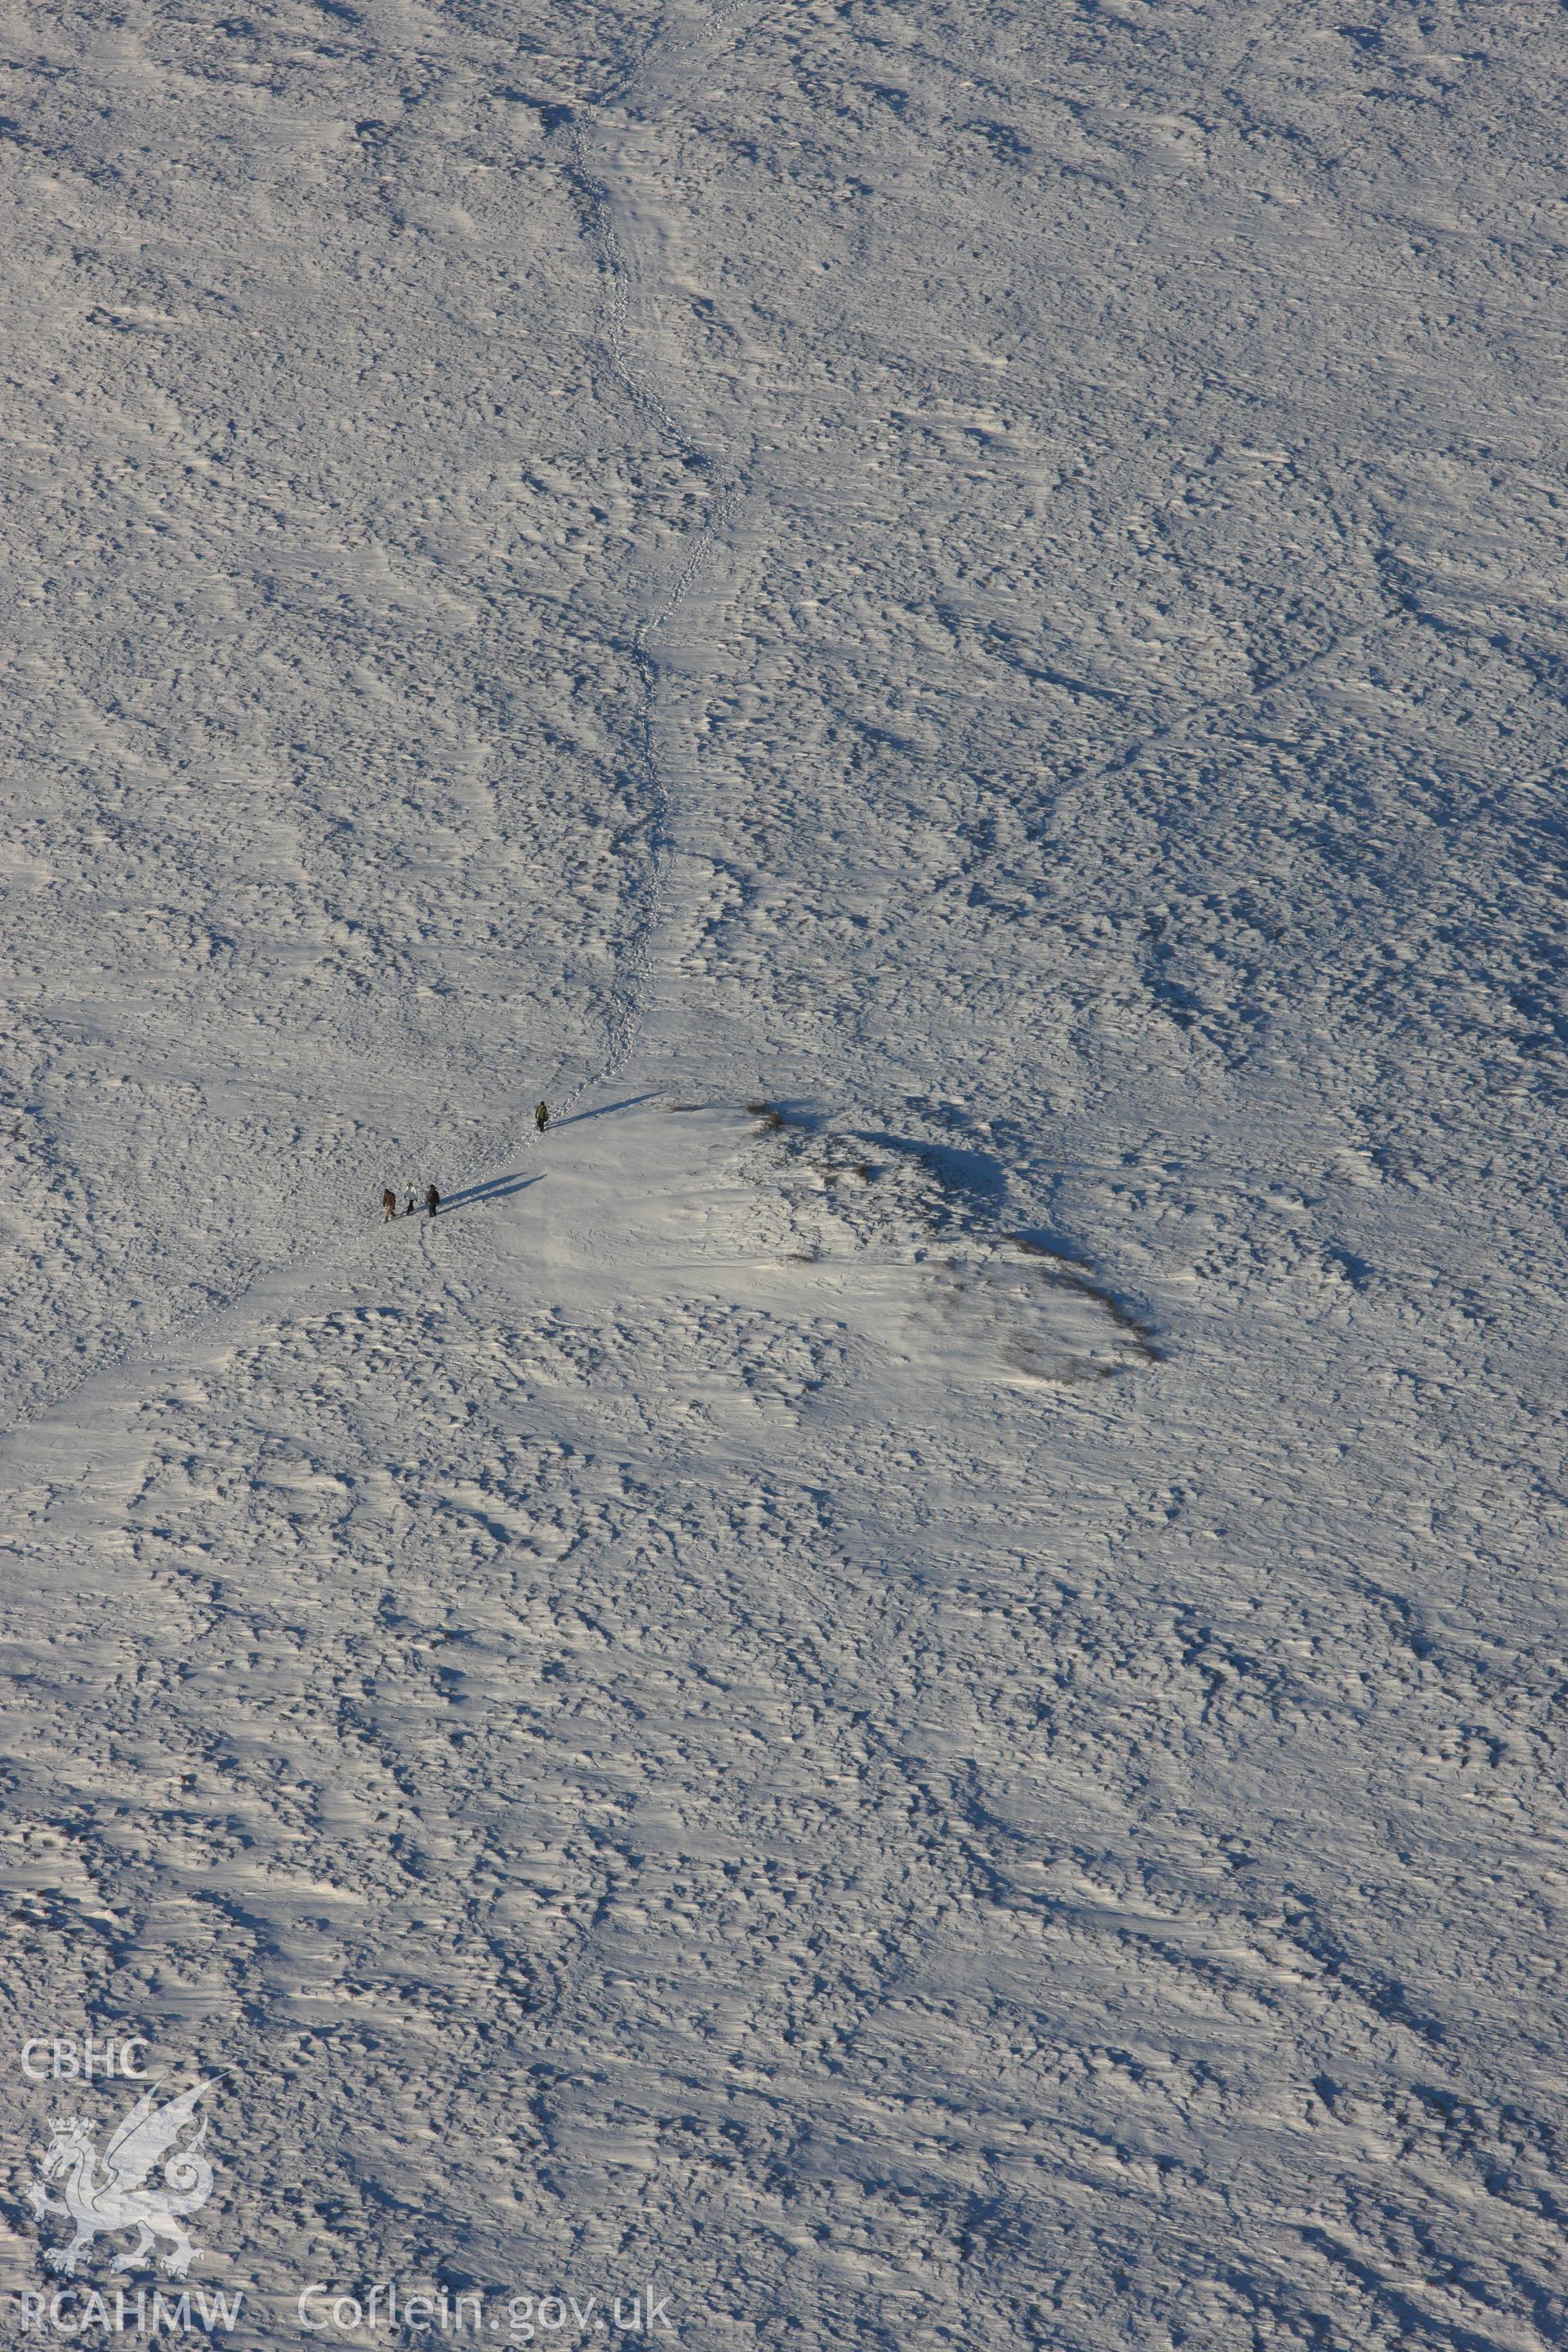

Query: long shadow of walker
left=557, top=1091, right=662, bottom=1128
left=437, top=1172, right=544, bottom=1216
left=426, top=1095, right=657, bottom=1221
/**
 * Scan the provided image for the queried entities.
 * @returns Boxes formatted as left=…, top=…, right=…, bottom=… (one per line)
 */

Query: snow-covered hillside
left=2, top=1, right=1566, bottom=2345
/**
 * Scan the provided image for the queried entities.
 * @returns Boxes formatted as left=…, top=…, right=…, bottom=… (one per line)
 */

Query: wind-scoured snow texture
left=2, top=2, right=1567, bottom=2349
left=0, top=0, right=719, bottom=1419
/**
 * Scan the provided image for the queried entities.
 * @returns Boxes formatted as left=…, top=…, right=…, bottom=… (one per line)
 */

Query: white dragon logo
left=28, top=2080, right=215, bottom=2278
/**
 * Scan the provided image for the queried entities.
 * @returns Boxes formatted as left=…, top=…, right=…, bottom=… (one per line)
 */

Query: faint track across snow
left=0, top=5, right=752, bottom=1464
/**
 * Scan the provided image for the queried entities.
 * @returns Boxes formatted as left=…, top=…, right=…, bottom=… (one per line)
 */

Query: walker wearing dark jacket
left=426, top=1185, right=440, bottom=1218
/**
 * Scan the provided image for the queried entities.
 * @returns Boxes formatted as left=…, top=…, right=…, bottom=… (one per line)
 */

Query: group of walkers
left=380, top=1103, right=550, bottom=1224
left=383, top=1185, right=440, bottom=1222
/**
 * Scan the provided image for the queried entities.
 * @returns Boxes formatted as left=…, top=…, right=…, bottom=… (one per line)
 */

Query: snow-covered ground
left=2, top=1, right=1566, bottom=2344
